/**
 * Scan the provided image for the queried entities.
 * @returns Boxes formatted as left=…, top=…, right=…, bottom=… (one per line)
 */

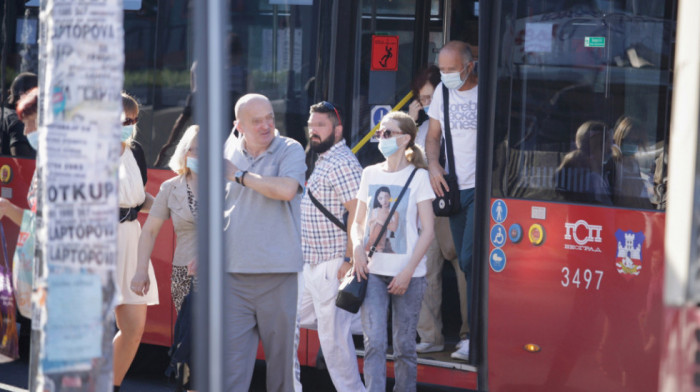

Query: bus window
left=491, top=1, right=674, bottom=210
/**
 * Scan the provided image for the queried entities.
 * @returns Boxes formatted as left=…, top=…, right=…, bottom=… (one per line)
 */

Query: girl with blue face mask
left=113, top=92, right=160, bottom=392
left=352, top=111, right=436, bottom=391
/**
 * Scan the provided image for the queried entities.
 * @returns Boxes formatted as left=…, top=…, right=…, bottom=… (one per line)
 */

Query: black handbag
left=433, top=84, right=462, bottom=217
left=336, top=168, right=418, bottom=313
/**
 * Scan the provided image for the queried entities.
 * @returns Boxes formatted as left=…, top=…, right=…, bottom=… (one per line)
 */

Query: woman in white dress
left=113, top=92, right=159, bottom=392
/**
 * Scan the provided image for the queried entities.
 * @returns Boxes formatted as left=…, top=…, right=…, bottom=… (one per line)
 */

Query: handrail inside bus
left=351, top=91, right=414, bottom=154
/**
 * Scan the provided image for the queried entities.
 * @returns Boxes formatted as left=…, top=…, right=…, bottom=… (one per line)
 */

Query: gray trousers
left=224, top=273, right=298, bottom=392
left=362, top=274, right=426, bottom=392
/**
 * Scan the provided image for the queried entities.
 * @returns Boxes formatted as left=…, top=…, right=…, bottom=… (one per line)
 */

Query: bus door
left=314, top=0, right=481, bottom=387
left=482, top=1, right=676, bottom=391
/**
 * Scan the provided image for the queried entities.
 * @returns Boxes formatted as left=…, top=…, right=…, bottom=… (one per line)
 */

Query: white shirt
left=427, top=82, right=478, bottom=190
left=357, top=164, right=435, bottom=277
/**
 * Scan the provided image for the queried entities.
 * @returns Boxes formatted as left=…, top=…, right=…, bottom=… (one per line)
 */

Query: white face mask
left=441, top=69, right=466, bottom=90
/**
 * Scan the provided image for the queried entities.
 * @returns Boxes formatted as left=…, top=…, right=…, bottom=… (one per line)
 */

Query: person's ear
left=334, top=124, right=344, bottom=142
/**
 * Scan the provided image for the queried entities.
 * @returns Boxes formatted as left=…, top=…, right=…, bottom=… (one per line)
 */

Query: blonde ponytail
left=405, top=143, right=428, bottom=169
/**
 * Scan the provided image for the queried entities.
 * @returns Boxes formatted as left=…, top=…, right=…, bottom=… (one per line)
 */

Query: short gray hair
left=169, top=125, right=199, bottom=175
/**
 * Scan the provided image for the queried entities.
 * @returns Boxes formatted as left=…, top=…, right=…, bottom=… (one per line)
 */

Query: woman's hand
left=353, top=246, right=369, bottom=282
left=130, top=270, right=150, bottom=296
left=408, top=100, right=422, bottom=122
left=387, top=268, right=413, bottom=296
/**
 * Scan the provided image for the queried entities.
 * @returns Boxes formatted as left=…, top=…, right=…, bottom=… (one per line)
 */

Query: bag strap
left=442, top=84, right=457, bottom=177
left=368, top=167, right=419, bottom=257
left=308, top=190, right=346, bottom=232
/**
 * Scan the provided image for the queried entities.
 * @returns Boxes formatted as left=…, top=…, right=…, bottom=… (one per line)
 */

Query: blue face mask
left=26, top=132, right=39, bottom=151
left=441, top=70, right=466, bottom=90
left=422, top=105, right=430, bottom=113
left=378, top=137, right=400, bottom=158
left=121, top=125, right=134, bottom=142
left=186, top=156, right=198, bottom=174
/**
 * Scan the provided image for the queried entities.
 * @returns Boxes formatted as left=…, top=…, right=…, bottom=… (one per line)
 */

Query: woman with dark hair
left=408, top=65, right=441, bottom=147
left=113, top=92, right=159, bottom=392
left=352, top=111, right=435, bottom=391
left=364, top=186, right=398, bottom=253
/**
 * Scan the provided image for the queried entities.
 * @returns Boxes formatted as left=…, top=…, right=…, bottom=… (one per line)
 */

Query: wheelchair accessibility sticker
left=490, top=224, right=507, bottom=248
left=490, top=248, right=506, bottom=272
left=491, top=199, right=507, bottom=223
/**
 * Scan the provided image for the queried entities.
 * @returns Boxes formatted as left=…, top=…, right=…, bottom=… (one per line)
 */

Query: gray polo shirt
left=224, top=135, right=306, bottom=273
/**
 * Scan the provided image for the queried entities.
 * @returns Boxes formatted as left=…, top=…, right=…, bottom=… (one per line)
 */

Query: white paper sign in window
left=525, top=23, right=553, bottom=53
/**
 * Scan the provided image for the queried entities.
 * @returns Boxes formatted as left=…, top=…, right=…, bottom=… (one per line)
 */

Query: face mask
left=186, top=156, right=198, bottom=174
left=422, top=105, right=430, bottom=113
left=121, top=125, right=134, bottom=142
left=378, top=137, right=400, bottom=158
left=26, top=132, right=39, bottom=151
left=441, top=65, right=470, bottom=90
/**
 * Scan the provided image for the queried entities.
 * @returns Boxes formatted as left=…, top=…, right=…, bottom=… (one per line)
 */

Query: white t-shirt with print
left=357, top=164, right=435, bottom=278
left=427, top=82, right=478, bottom=190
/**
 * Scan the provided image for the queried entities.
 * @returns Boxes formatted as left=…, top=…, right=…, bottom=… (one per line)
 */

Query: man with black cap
left=1, top=72, right=37, bottom=157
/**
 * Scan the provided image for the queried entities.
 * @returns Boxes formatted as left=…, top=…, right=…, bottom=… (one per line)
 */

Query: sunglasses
left=122, top=116, right=138, bottom=126
left=378, top=129, right=402, bottom=139
left=321, top=101, right=342, bottom=126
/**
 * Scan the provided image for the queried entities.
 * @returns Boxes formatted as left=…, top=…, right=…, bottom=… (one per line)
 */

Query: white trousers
left=298, top=258, right=366, bottom=392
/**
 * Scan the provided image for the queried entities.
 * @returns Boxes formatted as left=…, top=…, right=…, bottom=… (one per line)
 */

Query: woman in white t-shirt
left=352, top=111, right=435, bottom=391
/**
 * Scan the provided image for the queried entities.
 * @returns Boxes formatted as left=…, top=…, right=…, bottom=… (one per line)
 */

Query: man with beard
left=298, top=101, right=365, bottom=391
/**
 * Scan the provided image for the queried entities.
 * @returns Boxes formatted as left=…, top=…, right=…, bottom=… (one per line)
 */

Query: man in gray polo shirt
left=223, top=93, right=307, bottom=392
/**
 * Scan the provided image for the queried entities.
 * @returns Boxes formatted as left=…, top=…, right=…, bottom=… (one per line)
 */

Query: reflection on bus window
left=491, top=0, right=673, bottom=210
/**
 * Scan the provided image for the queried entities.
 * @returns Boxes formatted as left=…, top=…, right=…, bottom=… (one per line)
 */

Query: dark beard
left=310, top=135, right=334, bottom=154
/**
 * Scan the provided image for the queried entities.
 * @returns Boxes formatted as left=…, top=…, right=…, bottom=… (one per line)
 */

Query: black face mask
left=310, top=133, right=335, bottom=154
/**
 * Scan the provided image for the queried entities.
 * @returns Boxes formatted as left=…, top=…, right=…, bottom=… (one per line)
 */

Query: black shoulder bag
left=336, top=168, right=419, bottom=313
left=432, top=84, right=462, bottom=216
left=308, top=190, right=347, bottom=232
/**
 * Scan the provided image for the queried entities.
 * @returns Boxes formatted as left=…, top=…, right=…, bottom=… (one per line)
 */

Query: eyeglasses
left=321, top=101, right=342, bottom=126
left=378, top=129, right=402, bottom=139
left=122, top=116, right=138, bottom=126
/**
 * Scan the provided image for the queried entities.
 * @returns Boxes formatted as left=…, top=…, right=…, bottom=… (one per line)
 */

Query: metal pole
left=193, top=0, right=227, bottom=390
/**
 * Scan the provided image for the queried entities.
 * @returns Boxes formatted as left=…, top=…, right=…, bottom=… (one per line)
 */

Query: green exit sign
left=584, top=37, right=605, bottom=48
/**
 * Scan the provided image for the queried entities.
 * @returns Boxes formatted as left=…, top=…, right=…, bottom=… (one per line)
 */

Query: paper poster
left=33, top=0, right=123, bottom=387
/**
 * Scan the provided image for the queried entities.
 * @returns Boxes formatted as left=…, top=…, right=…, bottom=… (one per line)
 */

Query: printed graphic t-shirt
left=427, top=82, right=478, bottom=190
left=357, top=164, right=435, bottom=277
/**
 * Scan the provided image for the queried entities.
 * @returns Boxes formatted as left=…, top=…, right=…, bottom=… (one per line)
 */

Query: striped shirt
left=301, top=141, right=362, bottom=264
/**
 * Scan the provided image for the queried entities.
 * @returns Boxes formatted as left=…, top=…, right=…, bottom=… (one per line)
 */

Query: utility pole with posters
left=30, top=0, right=123, bottom=390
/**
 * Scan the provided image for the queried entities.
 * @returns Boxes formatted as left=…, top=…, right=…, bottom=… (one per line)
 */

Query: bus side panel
left=659, top=306, right=700, bottom=392
left=0, top=157, right=36, bottom=263
left=488, top=199, right=663, bottom=392
left=139, top=169, right=177, bottom=347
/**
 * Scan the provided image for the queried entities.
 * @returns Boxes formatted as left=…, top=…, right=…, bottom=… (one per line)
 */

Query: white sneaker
left=451, top=341, right=470, bottom=360
left=455, top=338, right=468, bottom=349
left=416, top=342, right=444, bottom=353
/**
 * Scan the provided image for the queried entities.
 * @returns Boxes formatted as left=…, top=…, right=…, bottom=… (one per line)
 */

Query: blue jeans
left=361, top=274, right=426, bottom=392
left=449, top=188, right=475, bottom=333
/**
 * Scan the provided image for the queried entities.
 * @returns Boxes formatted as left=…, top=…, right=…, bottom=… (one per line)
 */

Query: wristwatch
left=235, top=170, right=248, bottom=186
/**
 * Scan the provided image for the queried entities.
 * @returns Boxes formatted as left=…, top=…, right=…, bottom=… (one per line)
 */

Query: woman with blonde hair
left=131, top=124, right=199, bottom=310
left=352, top=111, right=435, bottom=391
left=131, top=125, right=199, bottom=391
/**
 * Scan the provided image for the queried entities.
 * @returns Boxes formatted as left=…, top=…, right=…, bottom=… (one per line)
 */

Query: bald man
left=223, top=93, right=307, bottom=391
left=424, top=41, right=478, bottom=361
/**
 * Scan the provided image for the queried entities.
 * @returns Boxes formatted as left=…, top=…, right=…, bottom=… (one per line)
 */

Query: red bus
left=3, top=0, right=700, bottom=390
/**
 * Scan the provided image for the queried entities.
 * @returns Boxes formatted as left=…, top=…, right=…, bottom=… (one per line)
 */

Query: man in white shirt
left=425, top=40, right=478, bottom=361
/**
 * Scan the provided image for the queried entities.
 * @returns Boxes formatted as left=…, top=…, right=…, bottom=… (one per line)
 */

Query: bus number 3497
left=561, top=267, right=604, bottom=290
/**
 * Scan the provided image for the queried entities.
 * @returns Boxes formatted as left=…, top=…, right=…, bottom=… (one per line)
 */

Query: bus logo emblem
left=564, top=220, right=602, bottom=252
left=615, top=229, right=644, bottom=277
